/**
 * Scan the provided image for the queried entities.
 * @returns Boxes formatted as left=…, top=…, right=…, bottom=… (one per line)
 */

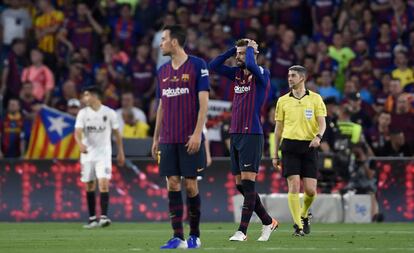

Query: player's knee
left=184, top=180, right=198, bottom=197
left=86, top=182, right=96, bottom=191
left=305, top=189, right=316, bottom=197
left=167, top=177, right=181, bottom=191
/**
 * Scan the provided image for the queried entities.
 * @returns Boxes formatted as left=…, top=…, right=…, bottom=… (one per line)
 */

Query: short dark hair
left=235, top=39, right=248, bottom=47
left=162, top=25, right=186, bottom=47
left=288, top=65, right=307, bottom=76
left=82, top=86, right=103, bottom=99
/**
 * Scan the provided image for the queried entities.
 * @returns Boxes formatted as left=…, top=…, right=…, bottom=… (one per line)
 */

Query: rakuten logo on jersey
left=234, top=85, right=251, bottom=94
left=162, top=87, right=190, bottom=97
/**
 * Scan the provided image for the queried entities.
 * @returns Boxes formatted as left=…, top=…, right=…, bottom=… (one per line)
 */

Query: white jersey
left=75, top=105, right=119, bottom=162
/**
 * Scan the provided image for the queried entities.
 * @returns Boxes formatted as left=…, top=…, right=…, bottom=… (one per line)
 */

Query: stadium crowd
left=0, top=0, right=413, bottom=168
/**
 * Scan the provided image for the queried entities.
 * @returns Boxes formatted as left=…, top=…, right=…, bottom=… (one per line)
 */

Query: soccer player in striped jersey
left=152, top=25, right=209, bottom=249
left=209, top=39, right=279, bottom=241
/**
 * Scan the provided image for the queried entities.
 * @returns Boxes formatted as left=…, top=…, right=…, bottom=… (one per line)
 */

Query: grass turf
left=0, top=222, right=414, bottom=253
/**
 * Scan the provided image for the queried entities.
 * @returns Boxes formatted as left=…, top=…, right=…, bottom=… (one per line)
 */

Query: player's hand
left=246, top=39, right=258, bottom=52
left=117, top=151, right=125, bottom=167
left=151, top=140, right=159, bottom=160
left=79, top=144, right=88, bottom=154
left=272, top=158, right=281, bottom=171
left=186, top=134, right=201, bottom=155
left=309, top=137, right=321, bottom=148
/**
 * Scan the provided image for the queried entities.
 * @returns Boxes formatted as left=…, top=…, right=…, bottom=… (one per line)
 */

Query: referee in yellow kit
left=272, top=65, right=326, bottom=236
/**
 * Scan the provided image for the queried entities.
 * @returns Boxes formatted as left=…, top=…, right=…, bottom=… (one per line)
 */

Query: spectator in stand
left=311, top=0, right=340, bottom=31
left=270, top=29, right=296, bottom=97
left=372, top=23, right=395, bottom=75
left=328, top=33, right=355, bottom=92
left=65, top=2, right=103, bottom=57
left=116, top=91, right=147, bottom=133
left=52, top=80, right=78, bottom=112
left=315, top=41, right=339, bottom=74
left=0, top=98, right=24, bottom=158
left=390, top=93, right=414, bottom=146
left=66, top=98, right=81, bottom=117
left=317, top=70, right=341, bottom=102
left=389, top=0, right=414, bottom=41
left=370, top=0, right=392, bottom=24
left=121, top=109, right=150, bottom=139
left=366, top=111, right=391, bottom=156
left=228, top=0, right=260, bottom=38
left=34, top=0, right=64, bottom=55
left=384, top=78, right=403, bottom=113
left=111, top=3, right=140, bottom=54
left=19, top=82, right=39, bottom=116
left=391, top=51, right=414, bottom=90
left=127, top=43, right=156, bottom=109
left=21, top=48, right=54, bottom=104
left=312, top=15, right=335, bottom=45
left=378, top=129, right=413, bottom=157
left=1, top=39, right=28, bottom=105
left=347, top=92, right=373, bottom=131
left=134, top=0, right=158, bottom=35
left=0, top=0, right=31, bottom=57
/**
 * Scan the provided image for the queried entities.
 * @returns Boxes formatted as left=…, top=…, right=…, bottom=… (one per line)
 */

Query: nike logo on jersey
left=197, top=168, right=205, bottom=172
left=162, top=77, right=169, bottom=82
left=243, top=164, right=252, bottom=167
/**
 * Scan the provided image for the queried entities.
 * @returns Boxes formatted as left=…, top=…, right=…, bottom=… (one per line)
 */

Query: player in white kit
left=75, top=86, right=125, bottom=228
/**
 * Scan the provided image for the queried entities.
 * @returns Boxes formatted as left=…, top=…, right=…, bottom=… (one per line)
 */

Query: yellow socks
left=301, top=193, right=316, bottom=218
left=288, top=193, right=302, bottom=229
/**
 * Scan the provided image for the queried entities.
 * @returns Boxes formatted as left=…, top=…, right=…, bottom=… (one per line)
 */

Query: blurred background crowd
left=0, top=0, right=413, bottom=169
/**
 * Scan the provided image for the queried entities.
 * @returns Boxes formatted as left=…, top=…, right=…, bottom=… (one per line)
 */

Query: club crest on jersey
left=103, top=116, right=107, bottom=122
left=181, top=74, right=190, bottom=82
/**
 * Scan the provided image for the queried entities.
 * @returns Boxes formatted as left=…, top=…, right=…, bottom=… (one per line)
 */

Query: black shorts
left=159, top=142, right=206, bottom=178
left=281, top=139, right=318, bottom=179
left=230, top=134, right=263, bottom=175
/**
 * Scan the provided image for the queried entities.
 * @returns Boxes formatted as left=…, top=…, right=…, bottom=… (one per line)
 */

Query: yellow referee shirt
left=275, top=90, right=327, bottom=141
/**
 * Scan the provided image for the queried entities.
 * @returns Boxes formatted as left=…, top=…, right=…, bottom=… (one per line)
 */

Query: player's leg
left=302, top=178, right=316, bottom=234
left=282, top=147, right=304, bottom=236
left=159, top=144, right=187, bottom=249
left=184, top=178, right=201, bottom=248
left=97, top=178, right=111, bottom=227
left=180, top=143, right=205, bottom=248
left=81, top=161, right=99, bottom=229
left=96, top=160, right=112, bottom=227
left=301, top=148, right=319, bottom=234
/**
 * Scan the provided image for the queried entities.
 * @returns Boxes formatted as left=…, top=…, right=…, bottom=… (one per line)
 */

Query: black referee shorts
left=281, top=139, right=318, bottom=179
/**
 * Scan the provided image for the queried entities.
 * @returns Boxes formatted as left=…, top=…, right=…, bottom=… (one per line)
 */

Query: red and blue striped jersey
left=209, top=47, right=270, bottom=134
left=156, top=55, right=210, bottom=144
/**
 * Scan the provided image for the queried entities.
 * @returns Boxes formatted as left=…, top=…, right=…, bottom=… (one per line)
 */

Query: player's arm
left=74, top=128, right=87, bottom=153
left=245, top=46, right=266, bottom=86
left=309, top=97, right=327, bottom=148
left=273, top=120, right=284, bottom=170
left=208, top=47, right=237, bottom=81
left=187, top=91, right=209, bottom=154
left=112, top=129, right=125, bottom=166
left=151, top=99, right=162, bottom=160
left=74, top=110, right=87, bottom=153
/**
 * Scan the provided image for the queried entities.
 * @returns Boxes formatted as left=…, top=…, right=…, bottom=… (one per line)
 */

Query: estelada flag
left=25, top=106, right=79, bottom=159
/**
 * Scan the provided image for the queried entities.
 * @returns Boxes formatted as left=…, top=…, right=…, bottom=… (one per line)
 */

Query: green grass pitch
left=1, top=222, right=414, bottom=253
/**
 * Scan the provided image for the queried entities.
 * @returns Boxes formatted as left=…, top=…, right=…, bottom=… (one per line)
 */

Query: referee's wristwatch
left=316, top=134, right=323, bottom=140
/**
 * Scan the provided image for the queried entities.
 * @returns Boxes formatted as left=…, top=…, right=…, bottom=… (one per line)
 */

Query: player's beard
left=236, top=60, right=246, bottom=69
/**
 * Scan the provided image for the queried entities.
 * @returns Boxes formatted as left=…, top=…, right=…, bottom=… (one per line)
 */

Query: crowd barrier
left=0, top=157, right=412, bottom=222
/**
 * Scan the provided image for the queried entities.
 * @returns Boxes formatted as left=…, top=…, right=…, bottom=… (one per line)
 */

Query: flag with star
left=25, top=106, right=79, bottom=159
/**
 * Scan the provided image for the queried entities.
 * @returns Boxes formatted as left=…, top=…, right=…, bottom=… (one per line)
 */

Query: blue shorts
left=230, top=134, right=263, bottom=175
left=159, top=143, right=206, bottom=178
